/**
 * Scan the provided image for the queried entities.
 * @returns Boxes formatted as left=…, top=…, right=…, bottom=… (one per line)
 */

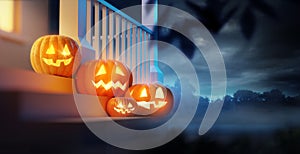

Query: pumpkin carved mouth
left=92, top=80, right=127, bottom=90
left=42, top=57, right=73, bottom=67
left=113, top=100, right=135, bottom=114
left=136, top=101, right=167, bottom=110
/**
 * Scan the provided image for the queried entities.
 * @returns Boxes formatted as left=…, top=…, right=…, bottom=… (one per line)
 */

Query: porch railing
left=59, top=0, right=162, bottom=84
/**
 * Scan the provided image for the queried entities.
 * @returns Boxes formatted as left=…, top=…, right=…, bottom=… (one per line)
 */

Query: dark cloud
left=210, top=0, right=300, bottom=96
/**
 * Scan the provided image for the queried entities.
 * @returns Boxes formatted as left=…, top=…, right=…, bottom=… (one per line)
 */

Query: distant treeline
left=199, top=89, right=300, bottom=107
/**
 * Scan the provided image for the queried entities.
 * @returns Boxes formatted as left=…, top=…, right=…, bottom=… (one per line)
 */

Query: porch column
left=142, top=0, right=163, bottom=84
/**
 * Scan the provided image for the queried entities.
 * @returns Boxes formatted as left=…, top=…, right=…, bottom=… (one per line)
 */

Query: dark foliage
left=220, top=89, right=300, bottom=107
left=153, top=0, right=278, bottom=58
left=196, top=89, right=300, bottom=108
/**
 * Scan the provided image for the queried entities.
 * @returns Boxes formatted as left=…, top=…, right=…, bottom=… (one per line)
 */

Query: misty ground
left=78, top=103, right=300, bottom=154
left=179, top=104, right=300, bottom=154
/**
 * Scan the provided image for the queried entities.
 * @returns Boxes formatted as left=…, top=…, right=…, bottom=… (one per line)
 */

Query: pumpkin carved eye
left=115, top=66, right=125, bottom=76
left=155, top=87, right=165, bottom=99
left=61, top=44, right=71, bottom=56
left=96, top=65, right=107, bottom=76
left=46, top=45, right=56, bottom=55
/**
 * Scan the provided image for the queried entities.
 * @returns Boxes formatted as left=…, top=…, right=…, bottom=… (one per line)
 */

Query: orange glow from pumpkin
left=140, top=88, right=148, bottom=98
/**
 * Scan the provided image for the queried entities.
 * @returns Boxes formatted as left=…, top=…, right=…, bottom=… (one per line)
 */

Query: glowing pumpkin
left=30, top=35, right=81, bottom=77
left=76, top=60, right=132, bottom=97
left=107, top=97, right=137, bottom=117
left=127, top=83, right=173, bottom=116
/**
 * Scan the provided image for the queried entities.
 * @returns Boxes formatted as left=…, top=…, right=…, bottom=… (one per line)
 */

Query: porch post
left=142, top=0, right=163, bottom=84
left=59, top=0, right=95, bottom=63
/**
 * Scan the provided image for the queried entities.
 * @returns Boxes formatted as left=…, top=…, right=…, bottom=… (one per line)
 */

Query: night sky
left=217, top=0, right=300, bottom=96
left=155, top=0, right=300, bottom=97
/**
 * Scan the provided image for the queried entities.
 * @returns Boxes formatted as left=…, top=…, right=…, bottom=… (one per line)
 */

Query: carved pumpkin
left=30, top=35, right=81, bottom=77
left=76, top=60, right=132, bottom=97
left=107, top=97, right=137, bottom=117
left=127, top=83, right=173, bottom=116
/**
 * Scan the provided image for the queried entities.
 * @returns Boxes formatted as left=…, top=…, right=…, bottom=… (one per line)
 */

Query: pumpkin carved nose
left=140, top=88, right=148, bottom=98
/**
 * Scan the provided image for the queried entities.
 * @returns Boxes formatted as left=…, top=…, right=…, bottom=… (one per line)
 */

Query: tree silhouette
left=233, top=90, right=260, bottom=104
left=219, top=89, right=300, bottom=109
left=223, top=95, right=235, bottom=110
left=261, top=89, right=286, bottom=105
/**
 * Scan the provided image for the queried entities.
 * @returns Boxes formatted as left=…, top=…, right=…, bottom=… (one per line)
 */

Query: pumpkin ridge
left=68, top=38, right=78, bottom=77
left=63, top=36, right=73, bottom=77
left=56, top=36, right=64, bottom=76
left=39, top=36, right=49, bottom=74
left=31, top=37, right=43, bottom=73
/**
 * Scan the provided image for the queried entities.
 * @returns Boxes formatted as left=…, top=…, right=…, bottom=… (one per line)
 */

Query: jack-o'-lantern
left=127, top=83, right=173, bottom=116
left=30, top=35, right=81, bottom=77
left=76, top=60, right=132, bottom=97
left=107, top=97, right=137, bottom=117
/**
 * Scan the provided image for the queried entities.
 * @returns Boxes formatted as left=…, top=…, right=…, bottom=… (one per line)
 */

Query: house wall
left=0, top=0, right=49, bottom=70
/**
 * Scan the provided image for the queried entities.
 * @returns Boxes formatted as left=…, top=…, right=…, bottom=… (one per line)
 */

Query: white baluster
left=121, top=18, right=126, bottom=64
left=145, top=32, right=150, bottom=83
left=115, top=14, right=120, bottom=61
left=94, top=2, right=100, bottom=59
left=108, top=9, right=114, bottom=60
left=137, top=28, right=141, bottom=83
left=131, top=25, right=137, bottom=83
left=126, top=22, right=132, bottom=69
left=86, top=0, right=92, bottom=45
left=141, top=30, right=145, bottom=83
left=101, top=5, right=107, bottom=60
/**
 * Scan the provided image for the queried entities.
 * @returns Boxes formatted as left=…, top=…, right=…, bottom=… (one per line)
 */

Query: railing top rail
left=97, top=0, right=153, bottom=34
